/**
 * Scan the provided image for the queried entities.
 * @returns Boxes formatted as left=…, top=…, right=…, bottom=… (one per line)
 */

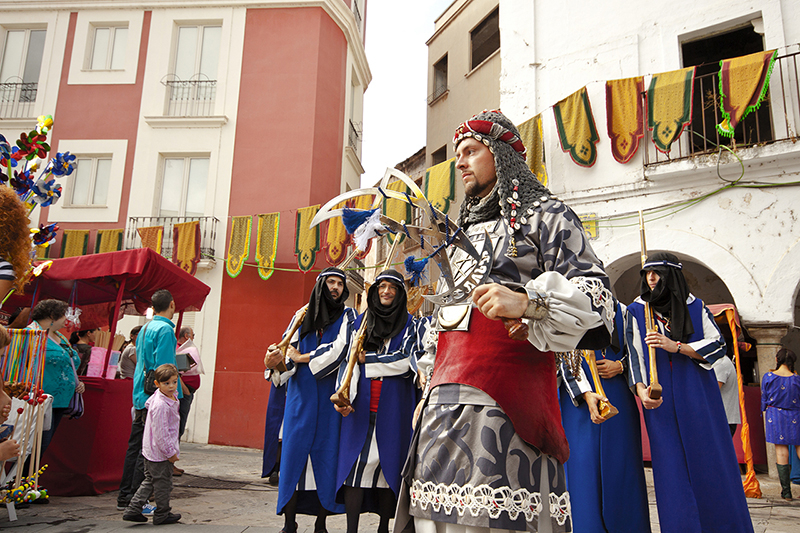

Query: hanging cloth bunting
left=61, top=229, right=89, bottom=258
left=94, top=228, right=124, bottom=254
left=295, top=205, right=320, bottom=272
left=606, top=76, right=645, bottom=163
left=173, top=221, right=201, bottom=275
left=553, top=87, right=600, bottom=167
left=137, top=226, right=163, bottom=254
left=352, top=195, right=374, bottom=260
left=424, top=158, right=455, bottom=214
left=717, top=49, right=778, bottom=137
left=256, top=213, right=280, bottom=280
left=226, top=216, right=251, bottom=278
left=383, top=180, right=410, bottom=244
left=517, top=113, right=549, bottom=186
left=323, top=200, right=350, bottom=265
left=647, top=66, right=695, bottom=153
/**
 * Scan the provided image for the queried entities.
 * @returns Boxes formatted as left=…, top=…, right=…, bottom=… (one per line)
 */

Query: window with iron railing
left=348, top=120, right=362, bottom=151
left=353, top=0, right=363, bottom=32
left=165, top=24, right=220, bottom=116
left=126, top=215, right=219, bottom=260
left=428, top=54, right=448, bottom=105
left=159, top=157, right=209, bottom=218
left=0, top=28, right=45, bottom=118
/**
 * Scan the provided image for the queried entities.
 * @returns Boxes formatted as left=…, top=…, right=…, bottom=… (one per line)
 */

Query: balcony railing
left=0, top=81, right=37, bottom=118
left=348, top=120, right=362, bottom=151
left=163, top=78, right=217, bottom=117
left=125, top=216, right=219, bottom=261
left=427, top=84, right=448, bottom=105
left=353, top=1, right=362, bottom=30
left=644, top=51, right=800, bottom=166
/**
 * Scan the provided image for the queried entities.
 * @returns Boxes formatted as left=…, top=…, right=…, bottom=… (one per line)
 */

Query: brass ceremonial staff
left=582, top=350, right=619, bottom=419
left=266, top=247, right=364, bottom=373
left=639, top=210, right=662, bottom=400
left=331, top=232, right=403, bottom=410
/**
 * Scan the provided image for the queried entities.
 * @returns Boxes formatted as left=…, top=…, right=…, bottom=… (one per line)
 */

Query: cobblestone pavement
left=1, top=442, right=799, bottom=532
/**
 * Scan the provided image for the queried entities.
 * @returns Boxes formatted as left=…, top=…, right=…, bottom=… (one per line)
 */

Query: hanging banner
left=647, top=66, right=695, bottom=153
left=137, top=226, right=163, bottom=254
left=606, top=76, right=645, bottom=163
left=517, top=113, right=549, bottom=186
left=717, top=49, right=777, bottom=137
left=226, top=216, right=251, bottom=278
left=383, top=180, right=410, bottom=244
left=61, top=229, right=89, bottom=258
left=424, top=158, right=455, bottom=214
left=553, top=87, right=600, bottom=167
left=95, top=228, right=124, bottom=254
left=295, top=205, right=320, bottom=273
left=323, top=200, right=349, bottom=265
left=256, top=213, right=280, bottom=280
left=173, top=221, right=200, bottom=275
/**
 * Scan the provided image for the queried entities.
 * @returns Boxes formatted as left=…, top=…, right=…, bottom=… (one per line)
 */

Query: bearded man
left=395, top=110, right=614, bottom=533
left=265, top=267, right=356, bottom=533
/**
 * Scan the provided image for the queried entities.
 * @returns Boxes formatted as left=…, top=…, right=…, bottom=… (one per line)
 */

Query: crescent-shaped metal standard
left=424, top=230, right=494, bottom=306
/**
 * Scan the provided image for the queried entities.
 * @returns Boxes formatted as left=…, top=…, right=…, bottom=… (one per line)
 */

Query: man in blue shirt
left=117, top=289, right=183, bottom=510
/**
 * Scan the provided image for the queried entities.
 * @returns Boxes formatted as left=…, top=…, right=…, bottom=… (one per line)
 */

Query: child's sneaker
left=142, top=503, right=156, bottom=517
left=154, top=512, right=181, bottom=525
left=123, top=512, right=147, bottom=523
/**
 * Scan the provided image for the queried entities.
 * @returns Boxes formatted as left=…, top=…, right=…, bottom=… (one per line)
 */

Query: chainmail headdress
left=454, top=110, right=553, bottom=234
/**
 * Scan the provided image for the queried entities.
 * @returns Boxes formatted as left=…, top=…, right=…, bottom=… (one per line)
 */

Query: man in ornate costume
left=335, top=269, right=426, bottom=533
left=559, top=300, right=651, bottom=533
left=265, top=267, right=356, bottom=533
left=627, top=252, right=753, bottom=533
left=395, top=110, right=614, bottom=533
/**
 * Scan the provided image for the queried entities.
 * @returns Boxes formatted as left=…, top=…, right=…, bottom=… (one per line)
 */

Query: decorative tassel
left=349, top=209, right=383, bottom=252
left=404, top=255, right=428, bottom=286
left=343, top=207, right=377, bottom=234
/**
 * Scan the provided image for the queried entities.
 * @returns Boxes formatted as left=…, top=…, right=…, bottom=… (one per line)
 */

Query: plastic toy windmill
left=0, top=260, right=52, bottom=307
left=310, top=167, right=527, bottom=341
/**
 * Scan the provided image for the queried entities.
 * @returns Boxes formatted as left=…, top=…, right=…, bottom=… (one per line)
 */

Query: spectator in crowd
left=123, top=363, right=182, bottom=525
left=0, top=186, right=31, bottom=310
left=712, top=352, right=742, bottom=437
left=761, top=348, right=800, bottom=501
left=27, top=299, right=85, bottom=454
left=70, top=328, right=98, bottom=376
left=117, top=290, right=183, bottom=512
left=119, top=326, right=142, bottom=379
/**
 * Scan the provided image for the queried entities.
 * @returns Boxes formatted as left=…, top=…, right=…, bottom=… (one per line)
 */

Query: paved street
left=1, top=442, right=798, bottom=532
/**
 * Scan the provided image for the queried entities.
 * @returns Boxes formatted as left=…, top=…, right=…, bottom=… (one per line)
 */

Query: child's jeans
left=126, top=458, right=173, bottom=522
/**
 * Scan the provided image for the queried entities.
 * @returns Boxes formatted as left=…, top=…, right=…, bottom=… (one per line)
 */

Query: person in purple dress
left=761, top=348, right=800, bottom=501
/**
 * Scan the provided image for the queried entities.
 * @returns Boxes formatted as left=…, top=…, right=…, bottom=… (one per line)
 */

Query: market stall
left=7, top=248, right=210, bottom=496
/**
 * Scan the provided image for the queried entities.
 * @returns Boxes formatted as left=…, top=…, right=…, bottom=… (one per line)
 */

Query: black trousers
left=117, top=408, right=147, bottom=505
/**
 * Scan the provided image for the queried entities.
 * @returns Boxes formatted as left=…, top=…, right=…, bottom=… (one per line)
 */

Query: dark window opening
left=431, top=145, right=447, bottom=166
left=681, top=24, right=773, bottom=154
left=471, top=8, right=499, bottom=70
left=433, top=55, right=447, bottom=95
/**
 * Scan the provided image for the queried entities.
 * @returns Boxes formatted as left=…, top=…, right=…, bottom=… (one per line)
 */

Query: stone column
left=748, top=325, right=789, bottom=478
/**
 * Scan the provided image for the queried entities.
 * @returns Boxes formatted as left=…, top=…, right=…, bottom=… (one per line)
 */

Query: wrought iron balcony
left=163, top=78, right=217, bottom=117
left=125, top=216, right=219, bottom=261
left=644, top=51, right=800, bottom=166
left=427, top=84, right=448, bottom=105
left=348, top=120, right=362, bottom=151
left=0, top=81, right=37, bottom=118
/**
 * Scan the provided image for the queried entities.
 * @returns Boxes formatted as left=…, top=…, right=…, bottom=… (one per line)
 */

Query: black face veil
left=363, top=269, right=408, bottom=352
left=639, top=252, right=694, bottom=342
left=299, top=267, right=349, bottom=339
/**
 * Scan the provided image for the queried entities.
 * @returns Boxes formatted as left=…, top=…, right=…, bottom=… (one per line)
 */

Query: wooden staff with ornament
left=639, top=211, right=663, bottom=400
left=330, top=232, right=402, bottom=411
left=582, top=350, right=618, bottom=420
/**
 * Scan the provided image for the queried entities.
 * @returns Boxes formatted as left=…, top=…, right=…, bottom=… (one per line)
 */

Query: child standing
left=123, top=364, right=182, bottom=525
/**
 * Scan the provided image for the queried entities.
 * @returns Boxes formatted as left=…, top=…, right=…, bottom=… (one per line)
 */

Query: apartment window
left=353, top=0, right=363, bottom=32
left=471, top=8, right=499, bottom=70
left=428, top=55, right=448, bottom=104
left=682, top=24, right=773, bottom=154
left=159, top=157, right=209, bottom=217
left=89, top=25, right=128, bottom=70
left=71, top=157, right=112, bottom=206
left=0, top=29, right=45, bottom=117
left=166, top=24, right=221, bottom=116
left=431, top=146, right=447, bottom=166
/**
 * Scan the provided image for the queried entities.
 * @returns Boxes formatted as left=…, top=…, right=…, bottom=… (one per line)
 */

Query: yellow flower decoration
left=36, top=114, right=54, bottom=135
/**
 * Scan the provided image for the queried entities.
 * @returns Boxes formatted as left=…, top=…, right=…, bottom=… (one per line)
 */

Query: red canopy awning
left=7, top=248, right=211, bottom=322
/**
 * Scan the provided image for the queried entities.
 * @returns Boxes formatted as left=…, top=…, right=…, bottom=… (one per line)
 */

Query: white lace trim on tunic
left=410, top=480, right=570, bottom=526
